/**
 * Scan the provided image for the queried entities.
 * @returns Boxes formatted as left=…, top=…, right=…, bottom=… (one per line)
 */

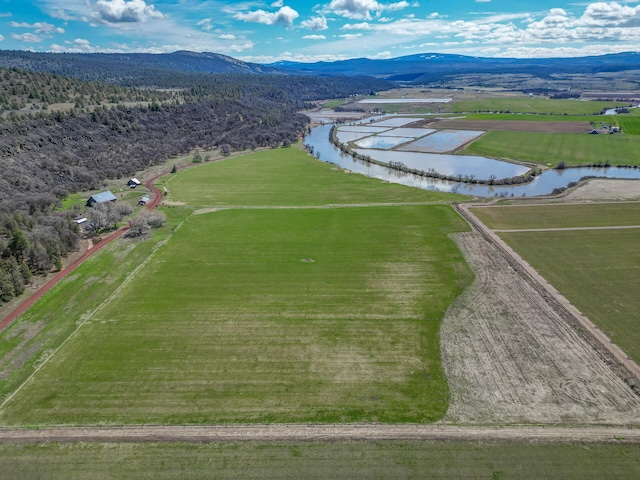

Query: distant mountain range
left=0, top=49, right=638, bottom=86
left=269, top=52, right=640, bottom=82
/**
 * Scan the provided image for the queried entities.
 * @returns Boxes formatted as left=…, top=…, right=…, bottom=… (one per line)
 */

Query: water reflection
left=304, top=124, right=640, bottom=197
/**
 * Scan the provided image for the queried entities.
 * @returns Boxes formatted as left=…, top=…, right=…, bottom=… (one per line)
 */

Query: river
left=304, top=124, right=640, bottom=197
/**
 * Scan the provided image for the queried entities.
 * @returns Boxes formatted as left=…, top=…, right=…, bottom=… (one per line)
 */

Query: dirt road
left=0, top=424, right=638, bottom=443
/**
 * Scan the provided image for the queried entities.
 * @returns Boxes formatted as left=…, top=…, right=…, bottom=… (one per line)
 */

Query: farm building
left=138, top=196, right=150, bottom=206
left=86, top=190, right=117, bottom=207
left=127, top=178, right=141, bottom=188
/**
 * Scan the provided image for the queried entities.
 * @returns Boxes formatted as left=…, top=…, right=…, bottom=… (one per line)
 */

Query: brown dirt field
left=412, top=118, right=592, bottom=133
left=440, top=231, right=640, bottom=425
left=562, top=179, right=640, bottom=201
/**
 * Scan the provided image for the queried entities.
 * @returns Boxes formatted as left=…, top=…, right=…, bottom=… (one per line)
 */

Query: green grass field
left=498, top=229, right=640, bottom=364
left=614, top=113, right=640, bottom=135
left=0, top=236, right=166, bottom=404
left=470, top=203, right=640, bottom=230
left=461, top=130, right=640, bottom=167
left=0, top=146, right=472, bottom=425
left=161, top=146, right=468, bottom=206
left=452, top=97, right=627, bottom=115
left=1, top=206, right=471, bottom=425
left=1, top=441, right=639, bottom=479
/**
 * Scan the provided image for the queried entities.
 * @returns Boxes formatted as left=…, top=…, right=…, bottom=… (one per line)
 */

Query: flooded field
left=354, top=136, right=415, bottom=149
left=338, top=125, right=391, bottom=133
left=335, top=130, right=374, bottom=143
left=383, top=127, right=435, bottom=138
left=370, top=117, right=422, bottom=127
left=399, top=130, right=485, bottom=153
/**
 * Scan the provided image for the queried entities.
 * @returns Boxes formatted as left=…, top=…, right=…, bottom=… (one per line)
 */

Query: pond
left=304, top=124, right=640, bottom=197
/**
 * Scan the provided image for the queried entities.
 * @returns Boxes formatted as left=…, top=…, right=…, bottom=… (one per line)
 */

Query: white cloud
left=371, top=50, right=392, bottom=58
left=301, top=16, right=329, bottom=31
left=580, top=2, right=640, bottom=28
left=339, top=33, right=363, bottom=39
left=50, top=38, right=95, bottom=52
left=328, top=0, right=411, bottom=20
left=475, top=0, right=491, bottom=3
left=12, top=33, right=44, bottom=43
left=219, top=34, right=236, bottom=40
left=271, top=0, right=284, bottom=7
left=234, top=6, right=300, bottom=28
left=91, top=0, right=165, bottom=25
left=0, top=35, right=4, bottom=42
left=50, top=9, right=74, bottom=21
left=303, top=34, right=327, bottom=40
left=10, top=21, right=64, bottom=34
left=498, top=43, right=640, bottom=58
left=196, top=18, right=214, bottom=32
left=342, top=22, right=373, bottom=30
left=228, top=41, right=255, bottom=52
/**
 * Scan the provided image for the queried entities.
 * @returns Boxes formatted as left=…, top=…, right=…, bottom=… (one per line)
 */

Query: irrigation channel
left=304, top=124, right=640, bottom=197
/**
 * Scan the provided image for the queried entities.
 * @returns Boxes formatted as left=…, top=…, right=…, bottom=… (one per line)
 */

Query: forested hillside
left=0, top=67, right=178, bottom=120
left=0, top=65, right=391, bottom=303
left=0, top=50, right=277, bottom=84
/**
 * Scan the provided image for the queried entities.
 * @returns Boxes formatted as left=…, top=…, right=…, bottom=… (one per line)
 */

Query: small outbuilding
left=87, top=190, right=117, bottom=207
left=138, top=195, right=150, bottom=206
left=127, top=178, right=141, bottom=188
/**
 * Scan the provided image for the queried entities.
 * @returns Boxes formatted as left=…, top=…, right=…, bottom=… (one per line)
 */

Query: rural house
left=86, top=190, right=117, bottom=207
left=138, top=196, right=150, bottom=206
left=127, top=178, right=141, bottom=188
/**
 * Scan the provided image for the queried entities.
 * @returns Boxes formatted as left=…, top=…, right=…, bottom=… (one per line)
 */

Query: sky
left=0, top=1, right=639, bottom=63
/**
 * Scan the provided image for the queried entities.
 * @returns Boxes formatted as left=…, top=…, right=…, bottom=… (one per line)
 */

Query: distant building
left=127, top=178, right=141, bottom=188
left=87, top=190, right=117, bottom=207
left=138, top=195, right=151, bottom=206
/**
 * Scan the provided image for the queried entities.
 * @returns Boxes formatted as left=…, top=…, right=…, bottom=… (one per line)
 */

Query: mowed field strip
left=470, top=202, right=640, bottom=368
left=0, top=147, right=474, bottom=425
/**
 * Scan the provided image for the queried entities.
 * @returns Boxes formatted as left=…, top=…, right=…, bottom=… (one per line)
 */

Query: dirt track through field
left=0, top=424, right=639, bottom=444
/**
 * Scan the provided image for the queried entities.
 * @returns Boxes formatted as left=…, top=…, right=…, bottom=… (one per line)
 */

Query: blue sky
left=1, top=1, right=639, bottom=62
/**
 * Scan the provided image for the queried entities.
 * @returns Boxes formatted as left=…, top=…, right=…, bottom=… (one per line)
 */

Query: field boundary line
left=0, top=234, right=170, bottom=411
left=455, top=203, right=640, bottom=384
left=192, top=202, right=450, bottom=215
left=0, top=424, right=639, bottom=444
left=493, top=225, right=640, bottom=233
